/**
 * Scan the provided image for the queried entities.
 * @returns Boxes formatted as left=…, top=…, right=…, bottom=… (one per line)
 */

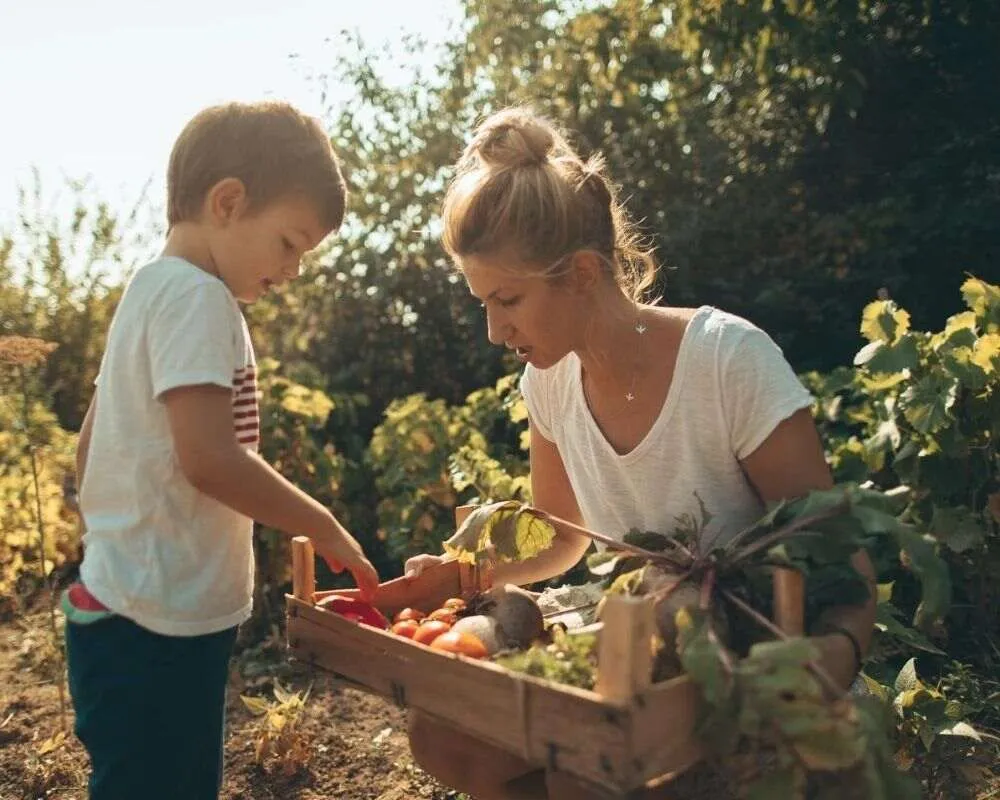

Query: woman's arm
left=740, top=407, right=877, bottom=689
left=487, top=420, right=592, bottom=586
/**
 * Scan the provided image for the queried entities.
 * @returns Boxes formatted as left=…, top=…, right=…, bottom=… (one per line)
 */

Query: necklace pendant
left=626, top=392, right=635, bottom=402
left=635, top=321, right=647, bottom=335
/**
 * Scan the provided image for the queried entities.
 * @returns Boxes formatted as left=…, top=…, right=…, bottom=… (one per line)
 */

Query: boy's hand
left=315, top=528, right=380, bottom=601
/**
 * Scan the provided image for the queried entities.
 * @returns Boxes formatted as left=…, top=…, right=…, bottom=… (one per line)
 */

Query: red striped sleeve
left=231, top=365, right=260, bottom=450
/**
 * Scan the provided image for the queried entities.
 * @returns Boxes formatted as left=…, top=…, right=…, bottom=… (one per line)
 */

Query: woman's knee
left=406, top=711, right=538, bottom=798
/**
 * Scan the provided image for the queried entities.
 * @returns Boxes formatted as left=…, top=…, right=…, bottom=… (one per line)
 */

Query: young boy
left=65, top=100, right=380, bottom=800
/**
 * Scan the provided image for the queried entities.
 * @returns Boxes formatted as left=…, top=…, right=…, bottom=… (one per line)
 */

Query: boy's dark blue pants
left=65, top=615, right=238, bottom=800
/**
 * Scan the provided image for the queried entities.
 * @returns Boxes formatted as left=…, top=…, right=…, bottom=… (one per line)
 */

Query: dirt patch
left=0, top=607, right=459, bottom=800
left=1, top=602, right=997, bottom=800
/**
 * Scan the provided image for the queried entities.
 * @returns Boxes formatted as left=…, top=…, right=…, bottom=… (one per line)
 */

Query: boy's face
left=207, top=184, right=330, bottom=303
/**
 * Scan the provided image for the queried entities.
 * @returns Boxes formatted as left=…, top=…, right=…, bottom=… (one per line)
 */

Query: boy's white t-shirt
left=519, top=306, right=814, bottom=550
left=79, top=256, right=259, bottom=636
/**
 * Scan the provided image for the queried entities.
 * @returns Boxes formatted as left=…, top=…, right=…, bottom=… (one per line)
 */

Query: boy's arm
left=163, top=383, right=379, bottom=599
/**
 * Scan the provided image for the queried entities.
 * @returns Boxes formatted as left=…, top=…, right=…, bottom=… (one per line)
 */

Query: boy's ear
left=568, top=250, right=604, bottom=293
left=204, top=178, right=248, bottom=225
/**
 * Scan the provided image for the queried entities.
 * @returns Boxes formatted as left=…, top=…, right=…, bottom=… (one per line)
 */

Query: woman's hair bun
left=466, top=108, right=558, bottom=170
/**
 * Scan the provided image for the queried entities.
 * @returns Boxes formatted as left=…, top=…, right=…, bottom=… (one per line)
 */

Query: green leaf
left=623, top=529, right=676, bottom=552
left=899, top=374, right=957, bottom=434
left=855, top=697, right=926, bottom=799
left=929, top=505, right=985, bottom=554
left=786, top=696, right=866, bottom=771
left=864, top=333, right=921, bottom=374
left=744, top=766, right=807, bottom=800
left=863, top=418, right=901, bottom=471
left=894, top=529, right=951, bottom=628
left=675, top=607, right=732, bottom=706
left=874, top=604, right=946, bottom=655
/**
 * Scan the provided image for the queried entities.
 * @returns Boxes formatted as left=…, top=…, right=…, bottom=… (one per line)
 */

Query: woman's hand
left=812, top=632, right=861, bottom=696
left=404, top=553, right=448, bottom=579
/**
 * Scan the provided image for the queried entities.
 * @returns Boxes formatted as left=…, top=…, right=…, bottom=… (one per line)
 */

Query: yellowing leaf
left=860, top=372, right=909, bottom=393
left=36, top=731, right=66, bottom=755
left=971, top=333, right=1000, bottom=373
left=410, top=429, right=435, bottom=454
left=961, top=277, right=1000, bottom=317
left=443, top=501, right=556, bottom=564
left=241, top=695, right=272, bottom=715
left=269, top=711, right=287, bottom=732
left=935, top=310, right=979, bottom=347
left=508, top=397, right=528, bottom=423
left=861, top=300, right=910, bottom=344
left=278, top=386, right=334, bottom=421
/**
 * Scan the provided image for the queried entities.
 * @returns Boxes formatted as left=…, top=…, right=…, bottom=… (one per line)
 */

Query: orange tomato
left=429, top=630, right=489, bottom=659
left=426, top=608, right=458, bottom=625
left=441, top=597, right=466, bottom=611
left=391, top=619, right=420, bottom=639
left=393, top=607, right=426, bottom=624
left=412, top=620, right=452, bottom=646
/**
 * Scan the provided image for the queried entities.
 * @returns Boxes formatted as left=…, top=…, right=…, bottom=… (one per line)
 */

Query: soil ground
left=1, top=600, right=997, bottom=800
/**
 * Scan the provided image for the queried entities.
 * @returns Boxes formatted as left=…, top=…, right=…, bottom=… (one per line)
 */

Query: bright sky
left=0, top=0, right=461, bottom=228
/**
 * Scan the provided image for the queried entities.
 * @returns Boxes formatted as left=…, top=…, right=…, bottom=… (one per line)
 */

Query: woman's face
left=461, top=253, right=586, bottom=370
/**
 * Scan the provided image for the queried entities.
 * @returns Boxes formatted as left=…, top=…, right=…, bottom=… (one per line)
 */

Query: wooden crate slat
left=287, top=506, right=809, bottom=795
left=627, top=678, right=705, bottom=784
left=289, top=597, right=660, bottom=792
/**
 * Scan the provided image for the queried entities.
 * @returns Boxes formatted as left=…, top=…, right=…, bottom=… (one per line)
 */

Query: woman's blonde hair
left=441, top=107, right=657, bottom=303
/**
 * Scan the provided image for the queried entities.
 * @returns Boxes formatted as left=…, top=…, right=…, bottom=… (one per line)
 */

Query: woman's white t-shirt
left=79, top=257, right=259, bottom=636
left=519, top=306, right=814, bottom=550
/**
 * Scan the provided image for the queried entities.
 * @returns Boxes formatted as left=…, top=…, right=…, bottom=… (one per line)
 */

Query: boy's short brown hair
left=166, top=100, right=347, bottom=231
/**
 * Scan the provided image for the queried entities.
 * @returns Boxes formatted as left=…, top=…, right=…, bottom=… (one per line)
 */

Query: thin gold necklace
left=584, top=315, right=648, bottom=418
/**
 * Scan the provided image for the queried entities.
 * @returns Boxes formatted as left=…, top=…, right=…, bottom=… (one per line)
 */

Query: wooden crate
left=285, top=511, right=805, bottom=796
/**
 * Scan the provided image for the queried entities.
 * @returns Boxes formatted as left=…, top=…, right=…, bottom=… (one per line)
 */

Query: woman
left=404, top=106, right=876, bottom=799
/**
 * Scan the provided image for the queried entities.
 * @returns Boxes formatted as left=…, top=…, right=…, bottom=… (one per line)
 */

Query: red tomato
left=316, top=596, right=390, bottom=629
left=412, top=620, right=452, bottom=646
left=391, top=620, right=420, bottom=639
left=393, top=607, right=426, bottom=624
left=429, top=630, right=489, bottom=659
left=426, top=608, right=458, bottom=625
